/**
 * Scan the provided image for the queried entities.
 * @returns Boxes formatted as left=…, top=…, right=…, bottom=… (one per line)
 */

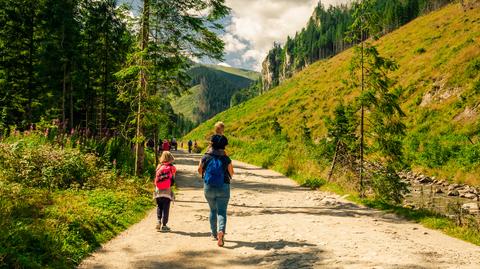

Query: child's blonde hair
left=214, top=121, right=225, bottom=134
left=159, top=151, right=175, bottom=163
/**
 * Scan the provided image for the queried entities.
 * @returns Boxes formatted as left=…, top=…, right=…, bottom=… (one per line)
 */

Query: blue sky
left=119, top=0, right=346, bottom=71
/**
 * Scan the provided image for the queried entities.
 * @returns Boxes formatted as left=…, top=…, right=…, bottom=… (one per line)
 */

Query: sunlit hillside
left=185, top=4, right=480, bottom=185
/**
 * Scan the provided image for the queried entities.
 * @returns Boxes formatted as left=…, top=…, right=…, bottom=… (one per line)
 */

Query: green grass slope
left=172, top=64, right=260, bottom=123
left=185, top=4, right=480, bottom=186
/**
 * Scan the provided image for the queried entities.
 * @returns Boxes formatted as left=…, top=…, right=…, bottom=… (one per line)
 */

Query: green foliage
left=414, top=47, right=427, bottom=54
left=345, top=0, right=407, bottom=201
left=472, top=80, right=480, bottom=94
left=325, top=103, right=358, bottom=150
left=370, top=165, right=408, bottom=204
left=0, top=135, right=153, bottom=268
left=301, top=178, right=327, bottom=189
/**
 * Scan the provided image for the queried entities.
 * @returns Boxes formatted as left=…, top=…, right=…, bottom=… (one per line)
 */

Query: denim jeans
left=204, top=184, right=230, bottom=235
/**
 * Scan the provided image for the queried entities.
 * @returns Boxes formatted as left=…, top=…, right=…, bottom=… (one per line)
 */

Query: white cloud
left=223, top=33, right=248, bottom=53
left=223, top=0, right=349, bottom=71
left=218, top=62, right=232, bottom=67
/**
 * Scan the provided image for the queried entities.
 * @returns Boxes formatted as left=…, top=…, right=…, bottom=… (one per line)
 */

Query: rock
left=434, top=187, right=443, bottom=194
left=447, top=190, right=459, bottom=196
left=418, top=177, right=432, bottom=184
left=448, top=184, right=460, bottom=191
left=461, top=203, right=480, bottom=214
left=463, top=193, right=478, bottom=200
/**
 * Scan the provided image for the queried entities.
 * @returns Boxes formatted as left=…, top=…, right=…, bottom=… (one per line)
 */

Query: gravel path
left=79, top=151, right=480, bottom=269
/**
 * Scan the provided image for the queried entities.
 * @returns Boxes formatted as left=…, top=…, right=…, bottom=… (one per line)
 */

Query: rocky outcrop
left=400, top=171, right=480, bottom=201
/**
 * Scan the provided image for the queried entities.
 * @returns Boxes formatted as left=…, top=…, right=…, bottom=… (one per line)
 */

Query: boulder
left=418, top=177, right=432, bottom=184
left=447, top=190, right=459, bottom=196
left=463, top=193, right=478, bottom=200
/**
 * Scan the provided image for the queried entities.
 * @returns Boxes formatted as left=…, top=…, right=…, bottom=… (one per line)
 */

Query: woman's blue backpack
left=204, top=156, right=225, bottom=187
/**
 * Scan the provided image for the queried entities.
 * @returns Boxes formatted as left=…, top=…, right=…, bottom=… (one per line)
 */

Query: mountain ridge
left=172, top=64, right=260, bottom=124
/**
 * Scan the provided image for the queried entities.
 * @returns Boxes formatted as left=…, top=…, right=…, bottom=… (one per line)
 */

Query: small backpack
left=203, top=156, right=225, bottom=187
left=155, top=164, right=173, bottom=190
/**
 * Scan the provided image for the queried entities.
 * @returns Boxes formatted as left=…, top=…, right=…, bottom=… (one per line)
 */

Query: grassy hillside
left=172, top=64, right=260, bottom=123
left=185, top=4, right=480, bottom=186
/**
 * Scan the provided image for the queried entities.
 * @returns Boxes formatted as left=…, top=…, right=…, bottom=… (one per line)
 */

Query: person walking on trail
left=154, top=151, right=176, bottom=232
left=162, top=139, right=170, bottom=152
left=171, top=137, right=177, bottom=151
left=188, top=139, right=193, bottom=153
left=198, top=123, right=234, bottom=247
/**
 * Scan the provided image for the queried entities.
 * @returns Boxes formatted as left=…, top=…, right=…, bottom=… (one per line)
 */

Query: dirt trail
left=79, top=151, right=480, bottom=269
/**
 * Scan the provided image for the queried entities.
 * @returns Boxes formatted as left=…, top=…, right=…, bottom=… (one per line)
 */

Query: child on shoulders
left=206, top=121, right=228, bottom=156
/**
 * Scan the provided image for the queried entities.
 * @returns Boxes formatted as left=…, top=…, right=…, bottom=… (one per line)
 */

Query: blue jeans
left=204, top=184, right=230, bottom=235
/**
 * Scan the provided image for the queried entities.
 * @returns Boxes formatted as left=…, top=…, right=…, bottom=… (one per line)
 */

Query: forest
left=260, top=0, right=454, bottom=91
left=0, top=0, right=230, bottom=175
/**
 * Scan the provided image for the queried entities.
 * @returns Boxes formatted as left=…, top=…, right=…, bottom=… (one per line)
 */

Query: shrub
left=301, top=178, right=326, bottom=189
left=414, top=47, right=426, bottom=54
left=0, top=142, right=104, bottom=189
left=370, top=165, right=408, bottom=204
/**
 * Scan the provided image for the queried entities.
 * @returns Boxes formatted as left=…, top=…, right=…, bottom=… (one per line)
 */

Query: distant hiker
left=207, top=121, right=229, bottom=156
left=162, top=139, right=170, bottom=152
left=198, top=136, right=234, bottom=247
left=171, top=137, right=177, bottom=151
left=154, top=151, right=176, bottom=232
left=188, top=140, right=193, bottom=153
left=146, top=138, right=154, bottom=149
left=193, top=140, right=199, bottom=153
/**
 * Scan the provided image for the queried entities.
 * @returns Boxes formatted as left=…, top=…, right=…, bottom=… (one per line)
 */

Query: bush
left=414, top=47, right=426, bottom=54
left=301, top=178, right=326, bottom=189
left=0, top=141, right=107, bottom=189
left=0, top=134, right=154, bottom=268
left=370, top=165, right=408, bottom=204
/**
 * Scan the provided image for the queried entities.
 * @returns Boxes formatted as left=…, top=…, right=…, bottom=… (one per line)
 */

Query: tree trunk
left=62, top=63, right=67, bottom=131
left=328, top=140, right=340, bottom=181
left=359, top=28, right=365, bottom=198
left=135, top=0, right=150, bottom=176
left=70, top=69, right=73, bottom=130
left=154, top=129, right=158, bottom=167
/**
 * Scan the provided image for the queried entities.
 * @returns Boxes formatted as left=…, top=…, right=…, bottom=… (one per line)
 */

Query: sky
left=121, top=0, right=347, bottom=71
left=218, top=0, right=348, bottom=71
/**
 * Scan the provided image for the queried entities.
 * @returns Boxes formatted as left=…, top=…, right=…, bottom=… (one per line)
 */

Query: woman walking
left=198, top=123, right=234, bottom=247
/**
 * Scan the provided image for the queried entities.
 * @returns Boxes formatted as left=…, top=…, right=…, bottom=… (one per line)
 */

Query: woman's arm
left=227, top=163, right=234, bottom=178
left=197, top=160, right=203, bottom=175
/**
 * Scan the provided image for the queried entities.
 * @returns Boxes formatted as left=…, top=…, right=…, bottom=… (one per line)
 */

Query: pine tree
left=346, top=0, right=407, bottom=203
left=116, top=0, right=230, bottom=175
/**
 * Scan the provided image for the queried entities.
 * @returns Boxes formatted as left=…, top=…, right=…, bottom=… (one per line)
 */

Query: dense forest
left=261, top=0, right=454, bottom=91
left=0, top=0, right=136, bottom=134
left=0, top=0, right=229, bottom=175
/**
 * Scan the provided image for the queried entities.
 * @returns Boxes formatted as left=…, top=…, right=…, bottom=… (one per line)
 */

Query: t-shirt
left=211, top=134, right=228, bottom=150
left=162, top=141, right=170, bottom=151
left=201, top=154, right=232, bottom=184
